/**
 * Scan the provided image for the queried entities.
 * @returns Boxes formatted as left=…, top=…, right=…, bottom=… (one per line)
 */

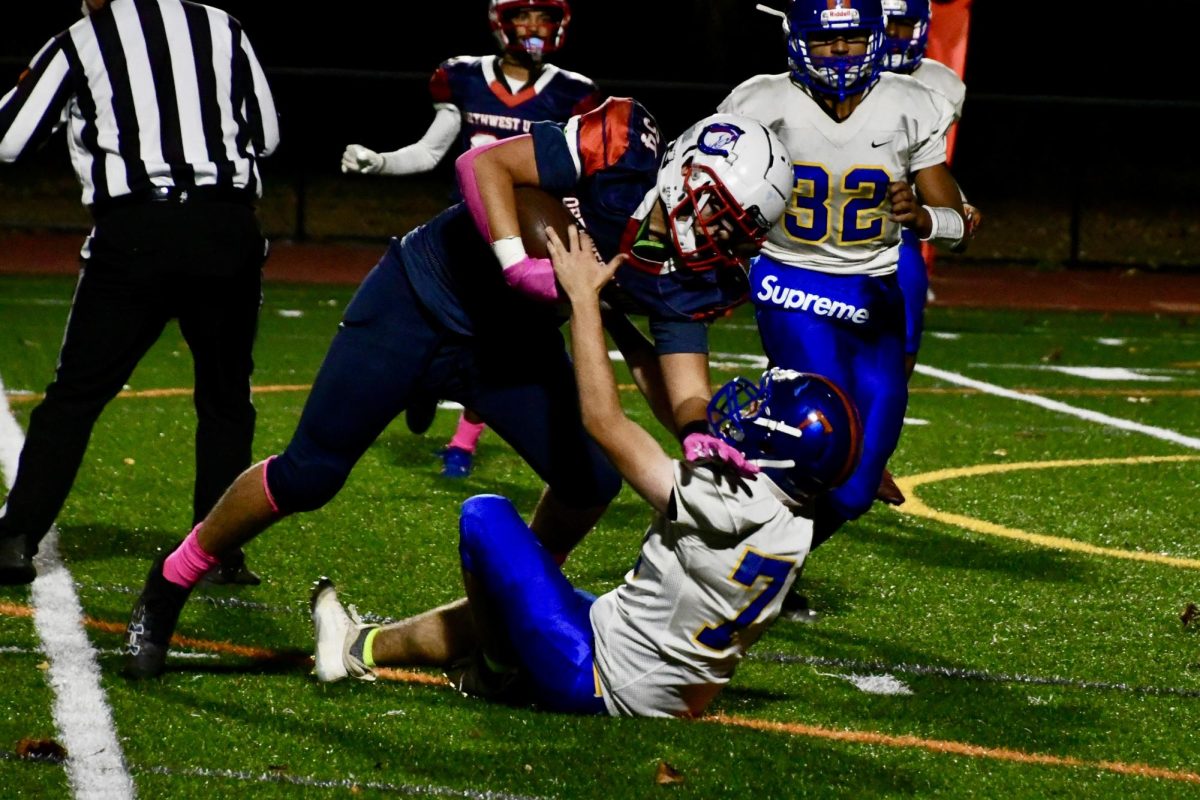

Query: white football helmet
left=656, top=114, right=793, bottom=271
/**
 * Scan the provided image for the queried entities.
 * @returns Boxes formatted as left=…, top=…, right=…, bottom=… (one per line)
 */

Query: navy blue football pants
left=750, top=254, right=908, bottom=525
left=265, top=247, right=620, bottom=516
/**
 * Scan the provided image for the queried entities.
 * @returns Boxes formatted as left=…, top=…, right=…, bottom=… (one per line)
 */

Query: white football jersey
left=590, top=462, right=812, bottom=718
left=911, top=59, right=966, bottom=122
left=719, top=72, right=955, bottom=275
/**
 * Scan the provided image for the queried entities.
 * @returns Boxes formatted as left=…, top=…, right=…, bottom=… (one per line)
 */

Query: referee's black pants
left=0, top=200, right=266, bottom=553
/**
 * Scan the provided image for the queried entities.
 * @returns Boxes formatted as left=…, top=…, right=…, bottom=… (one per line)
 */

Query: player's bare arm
left=600, top=309, right=677, bottom=434
left=547, top=226, right=674, bottom=513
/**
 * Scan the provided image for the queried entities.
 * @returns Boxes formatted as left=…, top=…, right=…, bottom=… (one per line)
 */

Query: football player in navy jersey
left=342, top=0, right=602, bottom=478
left=122, top=100, right=795, bottom=680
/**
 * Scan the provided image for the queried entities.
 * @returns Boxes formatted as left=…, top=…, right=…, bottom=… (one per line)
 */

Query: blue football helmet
left=881, top=0, right=930, bottom=73
left=707, top=368, right=862, bottom=499
left=786, top=0, right=887, bottom=101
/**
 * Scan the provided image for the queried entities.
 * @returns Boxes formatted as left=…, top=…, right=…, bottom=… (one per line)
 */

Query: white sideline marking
left=0, top=376, right=135, bottom=799
left=915, top=364, right=1200, bottom=450
left=970, top=364, right=1175, bottom=382
left=821, top=672, right=913, bottom=696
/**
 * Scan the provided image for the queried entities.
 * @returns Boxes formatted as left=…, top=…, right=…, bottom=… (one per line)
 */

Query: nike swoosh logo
left=871, top=139, right=891, bottom=148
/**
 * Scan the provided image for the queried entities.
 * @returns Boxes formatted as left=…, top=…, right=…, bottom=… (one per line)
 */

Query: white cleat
left=309, top=577, right=376, bottom=682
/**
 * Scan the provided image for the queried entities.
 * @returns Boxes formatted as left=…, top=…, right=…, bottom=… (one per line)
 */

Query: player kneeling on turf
left=311, top=226, right=861, bottom=717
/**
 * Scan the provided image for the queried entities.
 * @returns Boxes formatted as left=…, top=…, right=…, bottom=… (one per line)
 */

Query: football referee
left=0, top=0, right=279, bottom=585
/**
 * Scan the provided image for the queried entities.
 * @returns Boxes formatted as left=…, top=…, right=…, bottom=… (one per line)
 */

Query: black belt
left=90, top=184, right=256, bottom=217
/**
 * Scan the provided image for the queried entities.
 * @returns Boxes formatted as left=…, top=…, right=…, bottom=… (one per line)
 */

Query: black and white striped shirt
left=0, top=0, right=279, bottom=207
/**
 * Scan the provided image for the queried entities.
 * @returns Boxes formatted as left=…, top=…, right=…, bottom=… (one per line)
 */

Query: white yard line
left=915, top=364, right=1200, bottom=450
left=0, top=375, right=135, bottom=799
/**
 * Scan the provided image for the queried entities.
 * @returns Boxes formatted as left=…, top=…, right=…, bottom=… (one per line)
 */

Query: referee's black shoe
left=123, top=555, right=191, bottom=679
left=0, top=534, right=35, bottom=585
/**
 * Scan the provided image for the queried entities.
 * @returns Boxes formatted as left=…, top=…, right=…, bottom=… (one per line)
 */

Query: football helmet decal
left=656, top=114, right=793, bottom=271
left=786, top=0, right=887, bottom=101
left=707, top=369, right=862, bottom=498
left=489, top=0, right=571, bottom=60
left=881, top=0, right=930, bottom=73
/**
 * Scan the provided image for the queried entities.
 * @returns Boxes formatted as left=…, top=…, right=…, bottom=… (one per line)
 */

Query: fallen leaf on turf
left=16, top=738, right=67, bottom=763
left=1182, top=603, right=1198, bottom=628
left=992, top=449, right=1008, bottom=457
left=655, top=761, right=685, bottom=785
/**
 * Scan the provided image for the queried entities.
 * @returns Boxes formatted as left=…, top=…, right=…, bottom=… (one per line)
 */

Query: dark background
left=2, top=2, right=1197, bottom=268
left=0, top=3, right=1184, bottom=102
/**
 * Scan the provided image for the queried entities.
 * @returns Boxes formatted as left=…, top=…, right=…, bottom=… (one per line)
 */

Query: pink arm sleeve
left=454, top=135, right=532, bottom=242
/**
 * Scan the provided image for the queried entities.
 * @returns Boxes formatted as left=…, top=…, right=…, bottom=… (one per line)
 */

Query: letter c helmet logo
left=697, top=122, right=745, bottom=157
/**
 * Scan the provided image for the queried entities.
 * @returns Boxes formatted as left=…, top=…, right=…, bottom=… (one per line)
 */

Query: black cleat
left=444, top=649, right=530, bottom=706
left=123, top=556, right=191, bottom=679
left=779, top=589, right=821, bottom=623
left=199, top=548, right=261, bottom=586
left=0, top=534, right=35, bottom=585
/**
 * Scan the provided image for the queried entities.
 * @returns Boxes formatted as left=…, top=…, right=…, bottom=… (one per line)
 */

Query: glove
left=502, top=255, right=560, bottom=303
left=683, top=432, right=760, bottom=476
left=341, top=144, right=383, bottom=175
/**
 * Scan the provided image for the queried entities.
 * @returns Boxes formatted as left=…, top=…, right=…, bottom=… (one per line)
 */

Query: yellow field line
left=893, top=456, right=1200, bottom=569
left=1, top=600, right=1194, bottom=784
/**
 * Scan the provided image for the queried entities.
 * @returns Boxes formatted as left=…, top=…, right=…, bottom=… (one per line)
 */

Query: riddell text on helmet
left=756, top=275, right=870, bottom=323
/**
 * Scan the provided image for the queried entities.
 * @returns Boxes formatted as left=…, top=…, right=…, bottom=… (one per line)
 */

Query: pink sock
left=162, top=526, right=220, bottom=588
left=448, top=416, right=486, bottom=453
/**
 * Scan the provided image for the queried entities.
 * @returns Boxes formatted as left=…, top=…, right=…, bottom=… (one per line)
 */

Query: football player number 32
left=784, top=163, right=891, bottom=244
left=696, top=549, right=794, bottom=650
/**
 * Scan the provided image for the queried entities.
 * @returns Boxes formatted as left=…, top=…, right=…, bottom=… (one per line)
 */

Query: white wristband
left=919, top=205, right=965, bottom=248
left=491, top=236, right=527, bottom=270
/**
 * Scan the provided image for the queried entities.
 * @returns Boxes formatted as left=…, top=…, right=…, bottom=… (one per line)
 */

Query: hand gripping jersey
left=431, top=56, right=600, bottom=153
left=590, top=463, right=812, bottom=717
left=719, top=72, right=955, bottom=276
left=402, top=98, right=749, bottom=354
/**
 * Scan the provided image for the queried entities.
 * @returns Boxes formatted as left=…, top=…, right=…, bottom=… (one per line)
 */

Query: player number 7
left=695, top=548, right=795, bottom=651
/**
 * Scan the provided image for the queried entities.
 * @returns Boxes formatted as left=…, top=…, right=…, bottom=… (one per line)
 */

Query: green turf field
left=1, top=274, right=1198, bottom=798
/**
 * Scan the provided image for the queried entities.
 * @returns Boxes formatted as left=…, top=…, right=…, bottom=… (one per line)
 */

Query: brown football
left=515, top=186, right=578, bottom=258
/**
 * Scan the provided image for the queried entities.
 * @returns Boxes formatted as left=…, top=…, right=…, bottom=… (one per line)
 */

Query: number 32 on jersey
left=783, top=163, right=893, bottom=244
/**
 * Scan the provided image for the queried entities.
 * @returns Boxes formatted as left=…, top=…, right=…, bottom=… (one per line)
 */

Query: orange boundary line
left=2, top=601, right=1196, bottom=783
left=708, top=715, right=1200, bottom=784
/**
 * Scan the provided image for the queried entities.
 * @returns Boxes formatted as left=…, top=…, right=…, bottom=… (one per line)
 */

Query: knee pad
left=265, top=451, right=351, bottom=514
left=459, top=494, right=520, bottom=573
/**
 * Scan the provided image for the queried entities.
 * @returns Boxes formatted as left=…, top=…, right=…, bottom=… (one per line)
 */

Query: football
left=515, top=186, right=578, bottom=258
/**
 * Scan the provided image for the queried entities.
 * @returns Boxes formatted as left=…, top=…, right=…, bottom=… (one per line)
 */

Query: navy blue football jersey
left=431, top=56, right=601, bottom=153
left=400, top=98, right=749, bottom=354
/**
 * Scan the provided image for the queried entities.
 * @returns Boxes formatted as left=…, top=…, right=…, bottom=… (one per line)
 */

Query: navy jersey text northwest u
left=432, top=56, right=600, bottom=153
